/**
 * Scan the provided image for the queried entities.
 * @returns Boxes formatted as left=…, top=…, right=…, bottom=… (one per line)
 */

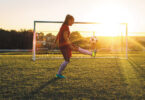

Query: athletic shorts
left=59, top=45, right=72, bottom=62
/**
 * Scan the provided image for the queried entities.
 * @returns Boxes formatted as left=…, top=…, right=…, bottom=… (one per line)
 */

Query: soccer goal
left=32, top=21, right=128, bottom=61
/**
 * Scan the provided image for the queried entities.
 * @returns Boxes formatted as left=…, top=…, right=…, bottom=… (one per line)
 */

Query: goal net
left=32, top=21, right=128, bottom=61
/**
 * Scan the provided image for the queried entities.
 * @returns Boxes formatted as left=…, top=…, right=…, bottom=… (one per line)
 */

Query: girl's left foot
left=56, top=74, right=66, bottom=78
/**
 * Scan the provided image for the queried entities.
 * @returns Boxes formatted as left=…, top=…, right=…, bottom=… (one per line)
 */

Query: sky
left=0, top=0, right=145, bottom=32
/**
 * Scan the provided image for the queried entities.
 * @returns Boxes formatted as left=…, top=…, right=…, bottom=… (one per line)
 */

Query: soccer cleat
left=92, top=50, right=97, bottom=57
left=56, top=74, right=66, bottom=78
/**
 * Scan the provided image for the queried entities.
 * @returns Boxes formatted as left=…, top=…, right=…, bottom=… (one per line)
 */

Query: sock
left=57, top=61, right=69, bottom=75
left=78, top=47, right=92, bottom=55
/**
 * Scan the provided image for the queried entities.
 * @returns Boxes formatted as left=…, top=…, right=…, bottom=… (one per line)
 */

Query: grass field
left=0, top=54, right=145, bottom=100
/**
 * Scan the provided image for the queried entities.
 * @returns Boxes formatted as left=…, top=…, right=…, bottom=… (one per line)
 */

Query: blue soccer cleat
left=56, top=74, right=66, bottom=78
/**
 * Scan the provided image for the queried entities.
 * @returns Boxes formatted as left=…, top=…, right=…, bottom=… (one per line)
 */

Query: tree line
left=0, top=28, right=144, bottom=51
left=0, top=29, right=33, bottom=49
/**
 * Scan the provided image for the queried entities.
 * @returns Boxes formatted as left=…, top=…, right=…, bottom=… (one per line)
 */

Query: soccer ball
left=90, top=36, right=98, bottom=43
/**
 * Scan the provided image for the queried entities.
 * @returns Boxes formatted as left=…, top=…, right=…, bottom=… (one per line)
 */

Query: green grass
left=0, top=54, right=145, bottom=100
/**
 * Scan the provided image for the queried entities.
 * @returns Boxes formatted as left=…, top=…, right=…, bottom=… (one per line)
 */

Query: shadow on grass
left=128, top=57, right=145, bottom=80
left=22, top=77, right=59, bottom=100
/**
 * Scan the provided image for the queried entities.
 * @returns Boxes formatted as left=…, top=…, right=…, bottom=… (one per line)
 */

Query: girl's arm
left=63, top=31, right=78, bottom=51
left=63, top=31, right=72, bottom=45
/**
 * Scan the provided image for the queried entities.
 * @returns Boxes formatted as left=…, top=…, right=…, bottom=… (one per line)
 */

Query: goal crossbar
left=34, top=20, right=128, bottom=24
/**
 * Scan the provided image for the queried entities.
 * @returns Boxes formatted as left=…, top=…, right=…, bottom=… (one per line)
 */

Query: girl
left=54, top=14, right=96, bottom=78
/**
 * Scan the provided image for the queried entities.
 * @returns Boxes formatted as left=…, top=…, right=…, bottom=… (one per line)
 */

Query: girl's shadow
left=22, top=77, right=59, bottom=100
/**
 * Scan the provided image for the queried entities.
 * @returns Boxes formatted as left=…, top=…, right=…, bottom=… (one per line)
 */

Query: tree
left=0, top=29, right=33, bottom=49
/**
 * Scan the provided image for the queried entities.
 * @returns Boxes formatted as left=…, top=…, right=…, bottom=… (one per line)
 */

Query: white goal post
left=32, top=21, right=128, bottom=61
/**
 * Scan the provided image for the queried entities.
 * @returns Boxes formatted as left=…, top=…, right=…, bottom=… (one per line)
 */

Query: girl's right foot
left=92, top=50, right=97, bottom=57
left=56, top=74, right=66, bottom=78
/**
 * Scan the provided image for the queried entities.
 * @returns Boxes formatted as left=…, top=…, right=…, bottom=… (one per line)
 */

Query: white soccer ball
left=90, top=36, right=98, bottom=43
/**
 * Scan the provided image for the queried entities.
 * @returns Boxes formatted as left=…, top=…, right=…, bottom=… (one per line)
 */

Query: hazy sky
left=0, top=0, right=145, bottom=32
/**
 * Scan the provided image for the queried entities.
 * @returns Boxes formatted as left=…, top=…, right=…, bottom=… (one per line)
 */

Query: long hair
left=63, top=14, right=74, bottom=25
left=55, top=15, right=74, bottom=43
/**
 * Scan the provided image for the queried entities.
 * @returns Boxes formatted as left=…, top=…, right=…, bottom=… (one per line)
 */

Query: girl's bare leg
left=71, top=44, right=92, bottom=55
left=78, top=47, right=92, bottom=55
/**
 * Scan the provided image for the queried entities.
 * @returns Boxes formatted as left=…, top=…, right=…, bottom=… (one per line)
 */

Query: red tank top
left=56, top=24, right=70, bottom=47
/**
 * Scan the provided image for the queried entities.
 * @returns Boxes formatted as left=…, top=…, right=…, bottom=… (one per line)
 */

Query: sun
left=97, top=23, right=122, bottom=37
left=78, top=23, right=127, bottom=37
left=83, top=3, right=129, bottom=37
left=82, top=23, right=124, bottom=37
